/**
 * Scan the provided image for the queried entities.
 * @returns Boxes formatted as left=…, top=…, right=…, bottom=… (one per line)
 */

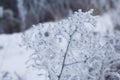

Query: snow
left=0, top=33, right=47, bottom=80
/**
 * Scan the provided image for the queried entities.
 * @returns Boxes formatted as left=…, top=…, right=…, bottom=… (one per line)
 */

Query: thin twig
left=58, top=27, right=77, bottom=80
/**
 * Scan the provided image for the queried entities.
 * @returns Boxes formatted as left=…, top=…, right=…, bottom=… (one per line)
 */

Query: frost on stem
left=23, top=9, right=120, bottom=80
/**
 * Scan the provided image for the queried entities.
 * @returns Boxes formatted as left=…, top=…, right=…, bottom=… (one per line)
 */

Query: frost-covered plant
left=23, top=10, right=120, bottom=80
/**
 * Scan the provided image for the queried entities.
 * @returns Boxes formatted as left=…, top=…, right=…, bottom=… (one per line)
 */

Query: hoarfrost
left=23, top=10, right=120, bottom=80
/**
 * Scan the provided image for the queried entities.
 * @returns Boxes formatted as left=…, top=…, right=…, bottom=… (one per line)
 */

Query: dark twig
left=58, top=27, right=77, bottom=80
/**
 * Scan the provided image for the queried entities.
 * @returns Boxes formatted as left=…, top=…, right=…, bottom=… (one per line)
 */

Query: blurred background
left=0, top=0, right=120, bottom=34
